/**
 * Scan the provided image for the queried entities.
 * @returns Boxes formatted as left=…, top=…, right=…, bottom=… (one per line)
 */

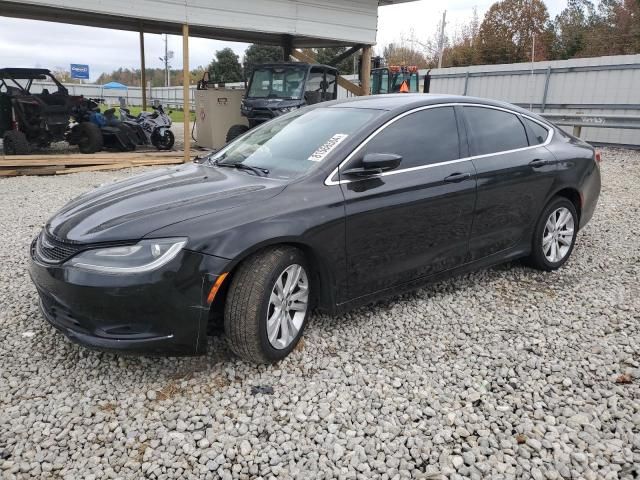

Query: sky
left=0, top=0, right=567, bottom=82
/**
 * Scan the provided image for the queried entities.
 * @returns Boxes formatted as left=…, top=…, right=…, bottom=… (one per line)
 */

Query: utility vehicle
left=0, top=68, right=102, bottom=155
left=226, top=62, right=339, bottom=142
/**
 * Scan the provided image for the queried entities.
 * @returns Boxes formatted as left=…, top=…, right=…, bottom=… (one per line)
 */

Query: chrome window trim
left=324, top=102, right=554, bottom=186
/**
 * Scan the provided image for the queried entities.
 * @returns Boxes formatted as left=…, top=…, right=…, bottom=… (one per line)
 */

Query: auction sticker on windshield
left=308, top=134, right=349, bottom=162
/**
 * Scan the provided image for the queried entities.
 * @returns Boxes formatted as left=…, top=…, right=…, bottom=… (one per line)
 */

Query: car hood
left=47, top=162, right=285, bottom=244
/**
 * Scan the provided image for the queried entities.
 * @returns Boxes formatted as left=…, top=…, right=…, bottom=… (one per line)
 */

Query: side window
left=524, top=117, right=550, bottom=145
left=464, top=106, right=529, bottom=156
left=323, top=70, right=337, bottom=101
left=358, top=107, right=460, bottom=169
left=305, top=69, right=324, bottom=104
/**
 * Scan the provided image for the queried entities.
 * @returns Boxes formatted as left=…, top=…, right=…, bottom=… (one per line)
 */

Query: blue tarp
left=102, top=81, right=128, bottom=90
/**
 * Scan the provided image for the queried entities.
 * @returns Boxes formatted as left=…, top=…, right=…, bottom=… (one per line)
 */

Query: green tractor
left=370, top=65, right=420, bottom=95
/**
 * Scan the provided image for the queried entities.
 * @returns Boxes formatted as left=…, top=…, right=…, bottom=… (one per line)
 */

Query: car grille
left=36, top=231, right=84, bottom=264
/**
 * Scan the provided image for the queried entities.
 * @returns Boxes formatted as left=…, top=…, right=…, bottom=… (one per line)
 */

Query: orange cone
left=399, top=80, right=409, bottom=93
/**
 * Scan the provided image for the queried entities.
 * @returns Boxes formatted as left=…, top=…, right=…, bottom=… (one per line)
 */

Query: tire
left=525, top=196, right=578, bottom=271
left=152, top=129, right=175, bottom=150
left=224, top=246, right=311, bottom=363
left=3, top=130, right=30, bottom=155
left=75, top=122, right=103, bottom=154
left=226, top=124, right=249, bottom=143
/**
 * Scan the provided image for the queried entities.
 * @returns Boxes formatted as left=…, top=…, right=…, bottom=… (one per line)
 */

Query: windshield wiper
left=216, top=162, right=269, bottom=177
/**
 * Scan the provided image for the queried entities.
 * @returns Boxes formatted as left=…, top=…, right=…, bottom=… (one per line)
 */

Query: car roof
left=327, top=93, right=543, bottom=120
left=0, top=68, right=52, bottom=79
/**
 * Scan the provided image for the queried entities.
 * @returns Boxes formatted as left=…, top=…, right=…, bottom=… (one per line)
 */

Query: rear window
left=464, top=106, right=529, bottom=156
left=524, top=117, right=550, bottom=145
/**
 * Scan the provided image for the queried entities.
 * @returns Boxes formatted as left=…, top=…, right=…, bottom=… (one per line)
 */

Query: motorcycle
left=120, top=104, right=175, bottom=150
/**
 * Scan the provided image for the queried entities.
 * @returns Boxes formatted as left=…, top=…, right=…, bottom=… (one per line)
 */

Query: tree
left=52, top=67, right=76, bottom=83
left=442, top=8, right=483, bottom=67
left=314, top=47, right=355, bottom=75
left=549, top=0, right=597, bottom=59
left=382, top=43, right=429, bottom=68
left=243, top=44, right=283, bottom=80
left=477, top=0, right=551, bottom=64
left=208, top=48, right=243, bottom=83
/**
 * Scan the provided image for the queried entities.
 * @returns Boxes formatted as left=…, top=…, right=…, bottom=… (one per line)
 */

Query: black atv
left=0, top=68, right=102, bottom=155
left=225, top=62, right=339, bottom=143
left=70, top=97, right=139, bottom=152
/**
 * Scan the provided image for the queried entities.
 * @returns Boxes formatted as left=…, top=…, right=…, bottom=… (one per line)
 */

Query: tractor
left=225, top=62, right=339, bottom=142
left=370, top=65, right=420, bottom=95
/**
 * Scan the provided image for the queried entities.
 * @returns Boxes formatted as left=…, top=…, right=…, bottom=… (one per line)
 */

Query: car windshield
left=248, top=67, right=307, bottom=99
left=210, top=107, right=382, bottom=179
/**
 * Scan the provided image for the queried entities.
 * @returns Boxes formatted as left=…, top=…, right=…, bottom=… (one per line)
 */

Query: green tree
left=243, top=44, right=283, bottom=80
left=314, top=47, right=355, bottom=75
left=550, top=0, right=596, bottom=59
left=208, top=48, right=243, bottom=83
left=477, top=0, right=551, bottom=64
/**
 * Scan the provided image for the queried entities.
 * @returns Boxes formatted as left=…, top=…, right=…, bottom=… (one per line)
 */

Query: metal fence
left=29, top=82, right=221, bottom=110
left=423, top=54, right=640, bottom=146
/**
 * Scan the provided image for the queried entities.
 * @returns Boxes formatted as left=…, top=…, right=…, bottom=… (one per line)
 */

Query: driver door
left=337, top=106, right=477, bottom=299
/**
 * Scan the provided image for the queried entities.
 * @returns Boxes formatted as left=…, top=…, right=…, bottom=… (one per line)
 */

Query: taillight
left=595, top=151, right=602, bottom=163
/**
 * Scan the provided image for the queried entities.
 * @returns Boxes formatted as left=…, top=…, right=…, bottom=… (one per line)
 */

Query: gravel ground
left=0, top=148, right=638, bottom=480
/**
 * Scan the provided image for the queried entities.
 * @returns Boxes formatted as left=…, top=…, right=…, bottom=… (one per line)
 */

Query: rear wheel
left=3, top=130, right=30, bottom=155
left=224, top=247, right=311, bottom=363
left=74, top=122, right=103, bottom=154
left=525, top=196, right=578, bottom=271
left=226, top=124, right=249, bottom=143
left=152, top=129, right=175, bottom=150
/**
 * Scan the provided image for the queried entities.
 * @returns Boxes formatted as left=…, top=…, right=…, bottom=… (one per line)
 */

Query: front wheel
left=224, top=247, right=311, bottom=363
left=3, top=130, right=30, bottom=155
left=226, top=124, right=249, bottom=143
left=525, top=196, right=578, bottom=271
left=74, top=122, right=103, bottom=154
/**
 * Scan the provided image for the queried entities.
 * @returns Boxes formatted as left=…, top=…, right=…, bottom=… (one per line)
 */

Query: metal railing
left=541, top=113, right=640, bottom=138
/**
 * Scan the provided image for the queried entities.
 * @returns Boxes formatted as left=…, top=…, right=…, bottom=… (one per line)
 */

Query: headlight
left=279, top=106, right=297, bottom=113
left=67, top=238, right=187, bottom=274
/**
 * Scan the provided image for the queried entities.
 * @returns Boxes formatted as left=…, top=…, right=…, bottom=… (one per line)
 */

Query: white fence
left=424, top=54, right=640, bottom=146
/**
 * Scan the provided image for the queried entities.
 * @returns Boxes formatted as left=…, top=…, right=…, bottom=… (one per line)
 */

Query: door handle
left=444, top=172, right=472, bottom=183
left=529, top=159, right=549, bottom=168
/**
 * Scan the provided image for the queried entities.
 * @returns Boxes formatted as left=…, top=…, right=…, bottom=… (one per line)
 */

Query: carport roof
left=0, top=0, right=419, bottom=47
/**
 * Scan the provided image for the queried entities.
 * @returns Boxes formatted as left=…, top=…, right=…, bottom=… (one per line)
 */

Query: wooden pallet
left=0, top=151, right=192, bottom=177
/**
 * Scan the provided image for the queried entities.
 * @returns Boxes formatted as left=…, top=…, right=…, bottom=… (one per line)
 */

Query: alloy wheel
left=542, top=206, right=575, bottom=263
left=267, top=264, right=309, bottom=350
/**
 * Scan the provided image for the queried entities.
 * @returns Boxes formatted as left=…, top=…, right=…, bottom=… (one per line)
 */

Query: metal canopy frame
left=0, top=1, right=369, bottom=48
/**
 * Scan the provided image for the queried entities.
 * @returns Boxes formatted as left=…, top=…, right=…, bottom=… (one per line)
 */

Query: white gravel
left=1, top=148, right=639, bottom=480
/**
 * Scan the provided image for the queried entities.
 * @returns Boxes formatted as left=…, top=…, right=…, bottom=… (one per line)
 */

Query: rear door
left=462, top=105, right=557, bottom=261
left=336, top=106, right=477, bottom=299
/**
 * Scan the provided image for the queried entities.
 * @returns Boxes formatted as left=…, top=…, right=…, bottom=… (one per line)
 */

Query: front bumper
left=29, top=243, right=230, bottom=355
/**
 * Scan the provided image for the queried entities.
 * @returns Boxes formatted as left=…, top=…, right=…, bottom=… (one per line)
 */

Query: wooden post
left=139, top=29, right=147, bottom=110
left=360, top=46, right=372, bottom=96
left=573, top=125, right=582, bottom=138
left=182, top=24, right=190, bottom=163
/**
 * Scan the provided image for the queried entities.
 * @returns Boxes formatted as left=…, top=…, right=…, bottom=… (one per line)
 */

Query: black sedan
left=29, top=94, right=601, bottom=362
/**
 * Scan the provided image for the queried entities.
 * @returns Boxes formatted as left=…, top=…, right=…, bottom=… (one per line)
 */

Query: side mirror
left=342, top=153, right=402, bottom=177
